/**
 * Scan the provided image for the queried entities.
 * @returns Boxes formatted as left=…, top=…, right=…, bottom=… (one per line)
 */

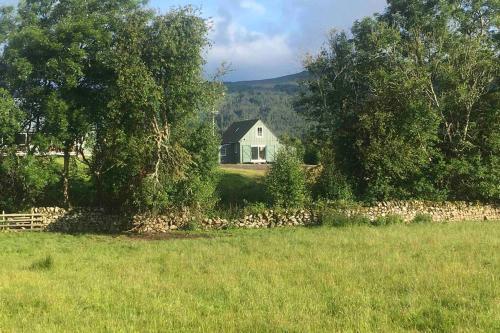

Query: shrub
left=314, top=155, right=354, bottom=201
left=0, top=155, right=60, bottom=211
left=265, top=147, right=308, bottom=208
left=181, top=219, right=201, bottom=231
left=177, top=121, right=221, bottom=212
left=372, top=214, right=405, bottom=226
left=320, top=209, right=370, bottom=227
left=243, top=202, right=268, bottom=216
left=412, top=213, right=433, bottom=224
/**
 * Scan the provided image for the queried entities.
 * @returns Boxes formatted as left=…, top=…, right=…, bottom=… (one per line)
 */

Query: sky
left=1, top=0, right=387, bottom=81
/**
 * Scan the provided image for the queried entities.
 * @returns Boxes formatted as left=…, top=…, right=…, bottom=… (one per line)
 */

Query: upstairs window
left=257, top=127, right=263, bottom=137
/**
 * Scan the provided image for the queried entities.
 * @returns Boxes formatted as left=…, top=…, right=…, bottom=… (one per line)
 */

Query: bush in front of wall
left=242, top=202, right=268, bottom=216
left=180, top=219, right=201, bottom=231
left=265, top=147, right=308, bottom=208
left=313, top=157, right=354, bottom=201
left=372, top=214, right=405, bottom=226
left=0, top=155, right=60, bottom=212
left=319, top=209, right=370, bottom=227
left=412, top=213, right=433, bottom=224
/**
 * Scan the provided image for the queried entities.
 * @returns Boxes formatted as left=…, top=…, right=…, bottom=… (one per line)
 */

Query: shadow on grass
left=217, top=171, right=269, bottom=207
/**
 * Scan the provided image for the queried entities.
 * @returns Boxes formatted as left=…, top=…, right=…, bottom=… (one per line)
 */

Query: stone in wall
left=129, top=210, right=197, bottom=233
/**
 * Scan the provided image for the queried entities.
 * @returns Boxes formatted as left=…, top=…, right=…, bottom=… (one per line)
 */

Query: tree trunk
left=95, top=171, right=103, bottom=208
left=63, top=144, right=71, bottom=208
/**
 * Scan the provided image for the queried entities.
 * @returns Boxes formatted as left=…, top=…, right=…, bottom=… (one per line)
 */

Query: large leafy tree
left=96, top=7, right=222, bottom=212
left=299, top=0, right=499, bottom=201
left=0, top=0, right=145, bottom=206
left=1, top=1, right=223, bottom=212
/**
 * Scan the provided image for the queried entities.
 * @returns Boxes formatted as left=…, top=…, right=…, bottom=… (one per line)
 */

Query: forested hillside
left=217, top=72, right=309, bottom=137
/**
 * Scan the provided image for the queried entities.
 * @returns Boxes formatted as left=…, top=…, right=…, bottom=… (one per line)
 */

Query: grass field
left=217, top=167, right=267, bottom=207
left=0, top=222, right=499, bottom=332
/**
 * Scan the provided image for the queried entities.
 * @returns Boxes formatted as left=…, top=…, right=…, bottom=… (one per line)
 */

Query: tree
left=1, top=1, right=224, bottom=212
left=299, top=0, right=499, bottom=202
left=0, top=0, right=145, bottom=207
left=94, top=7, right=223, bottom=212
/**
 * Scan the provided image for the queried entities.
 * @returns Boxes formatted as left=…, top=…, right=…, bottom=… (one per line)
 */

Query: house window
left=221, top=145, right=227, bottom=157
left=251, top=146, right=266, bottom=161
left=257, top=127, right=263, bottom=137
left=235, top=145, right=238, bottom=154
left=15, top=133, right=27, bottom=146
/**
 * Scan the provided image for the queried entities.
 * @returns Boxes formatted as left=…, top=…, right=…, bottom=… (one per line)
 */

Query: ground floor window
left=251, top=146, right=266, bottom=161
left=221, top=145, right=227, bottom=157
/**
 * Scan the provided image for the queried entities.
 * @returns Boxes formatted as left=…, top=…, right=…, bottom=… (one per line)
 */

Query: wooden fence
left=0, top=211, right=46, bottom=231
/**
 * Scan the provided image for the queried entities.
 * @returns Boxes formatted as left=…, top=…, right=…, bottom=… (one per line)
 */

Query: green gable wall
left=238, top=120, right=280, bottom=163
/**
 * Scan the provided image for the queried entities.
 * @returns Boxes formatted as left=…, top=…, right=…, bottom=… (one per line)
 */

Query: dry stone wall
left=33, top=207, right=131, bottom=233
left=130, top=209, right=318, bottom=233
left=339, top=201, right=500, bottom=222
left=32, top=201, right=499, bottom=234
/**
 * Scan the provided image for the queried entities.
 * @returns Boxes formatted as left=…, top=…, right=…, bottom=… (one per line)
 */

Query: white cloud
left=239, top=0, right=266, bottom=15
left=205, top=0, right=386, bottom=80
left=207, top=16, right=299, bottom=80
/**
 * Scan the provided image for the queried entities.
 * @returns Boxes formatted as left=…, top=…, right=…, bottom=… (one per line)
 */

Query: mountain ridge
left=217, top=71, right=309, bottom=137
left=224, top=71, right=309, bottom=87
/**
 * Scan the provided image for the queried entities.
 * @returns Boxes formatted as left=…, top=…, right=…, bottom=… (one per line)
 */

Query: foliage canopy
left=299, top=0, right=499, bottom=202
left=0, top=0, right=222, bottom=212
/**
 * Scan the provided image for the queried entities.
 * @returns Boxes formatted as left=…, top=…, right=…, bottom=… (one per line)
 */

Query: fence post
left=31, top=209, right=34, bottom=230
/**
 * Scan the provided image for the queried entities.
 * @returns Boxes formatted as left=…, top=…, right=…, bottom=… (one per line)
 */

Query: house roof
left=221, top=119, right=260, bottom=144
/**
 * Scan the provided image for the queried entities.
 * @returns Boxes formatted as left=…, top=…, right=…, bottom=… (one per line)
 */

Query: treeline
left=218, top=89, right=305, bottom=137
left=1, top=0, right=498, bottom=214
left=299, top=0, right=499, bottom=202
left=218, top=73, right=310, bottom=137
left=0, top=1, right=222, bottom=212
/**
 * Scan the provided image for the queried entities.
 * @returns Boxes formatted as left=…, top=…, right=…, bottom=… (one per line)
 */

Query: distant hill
left=217, top=72, right=309, bottom=137
left=225, top=71, right=310, bottom=90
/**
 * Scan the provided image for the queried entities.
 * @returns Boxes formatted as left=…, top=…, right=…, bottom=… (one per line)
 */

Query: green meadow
left=1, top=222, right=499, bottom=332
left=217, top=166, right=267, bottom=207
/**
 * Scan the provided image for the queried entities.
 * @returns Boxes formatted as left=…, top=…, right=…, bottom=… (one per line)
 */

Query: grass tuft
left=319, top=210, right=370, bottom=227
left=29, top=255, right=54, bottom=271
left=412, top=213, right=434, bottom=224
left=372, top=214, right=405, bottom=226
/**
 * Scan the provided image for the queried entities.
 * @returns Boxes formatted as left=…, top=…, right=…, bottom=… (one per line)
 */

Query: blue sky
left=1, top=0, right=387, bottom=81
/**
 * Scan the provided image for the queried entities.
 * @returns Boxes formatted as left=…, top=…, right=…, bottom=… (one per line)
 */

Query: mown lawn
left=0, top=222, right=499, bottom=332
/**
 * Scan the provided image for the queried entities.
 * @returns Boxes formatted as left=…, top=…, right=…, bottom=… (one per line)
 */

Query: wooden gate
left=0, top=211, right=46, bottom=231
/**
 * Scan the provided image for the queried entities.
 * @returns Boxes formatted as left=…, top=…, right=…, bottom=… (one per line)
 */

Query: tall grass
left=29, top=255, right=54, bottom=271
left=0, top=222, right=498, bottom=332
